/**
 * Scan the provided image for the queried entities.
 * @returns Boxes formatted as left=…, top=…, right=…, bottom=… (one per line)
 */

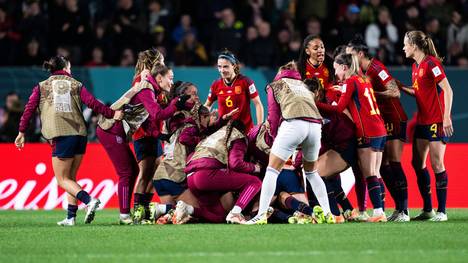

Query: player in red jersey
left=401, top=31, right=454, bottom=221
left=297, top=35, right=334, bottom=89
left=317, top=53, right=387, bottom=222
left=347, top=37, right=410, bottom=222
left=204, top=50, right=264, bottom=132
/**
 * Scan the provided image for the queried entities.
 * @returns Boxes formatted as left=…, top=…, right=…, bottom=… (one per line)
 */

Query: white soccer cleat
left=429, top=212, right=448, bottom=222
left=393, top=212, right=410, bottom=222
left=149, top=202, right=164, bottom=223
left=174, top=201, right=192, bottom=224
left=57, top=217, right=75, bottom=226
left=84, top=198, right=101, bottom=224
left=226, top=212, right=246, bottom=224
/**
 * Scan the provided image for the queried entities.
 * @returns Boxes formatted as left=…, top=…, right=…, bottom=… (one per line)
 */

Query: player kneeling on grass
left=15, top=56, right=123, bottom=226
left=174, top=120, right=262, bottom=224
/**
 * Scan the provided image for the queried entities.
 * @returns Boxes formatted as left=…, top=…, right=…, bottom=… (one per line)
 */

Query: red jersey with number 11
left=317, top=75, right=386, bottom=138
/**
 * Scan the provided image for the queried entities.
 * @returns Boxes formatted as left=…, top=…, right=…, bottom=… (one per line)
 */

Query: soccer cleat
left=354, top=211, right=370, bottom=222
left=393, top=212, right=410, bottom=222
left=119, top=214, right=133, bottom=225
left=325, top=213, right=336, bottom=224
left=174, top=201, right=192, bottom=224
left=57, top=217, right=75, bottom=226
left=140, top=219, right=154, bottom=225
left=149, top=202, right=165, bottom=223
left=288, top=211, right=313, bottom=224
left=84, top=198, right=101, bottom=224
left=343, top=209, right=359, bottom=222
left=367, top=213, right=387, bottom=223
left=334, top=214, right=345, bottom=224
left=312, top=205, right=325, bottom=224
left=226, top=212, right=247, bottom=224
left=243, top=213, right=268, bottom=225
left=429, top=212, right=448, bottom=222
left=387, top=210, right=399, bottom=222
left=157, top=210, right=175, bottom=225
left=133, top=204, right=146, bottom=224
left=412, top=210, right=436, bottom=221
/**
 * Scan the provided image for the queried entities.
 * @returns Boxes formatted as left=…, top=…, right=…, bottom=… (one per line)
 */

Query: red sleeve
left=427, top=60, right=446, bottom=83
left=245, top=78, right=259, bottom=99
left=266, top=87, right=281, bottom=139
left=228, top=139, right=256, bottom=173
left=371, top=63, right=393, bottom=86
left=317, top=78, right=356, bottom=114
left=19, top=86, right=40, bottom=133
left=80, top=86, right=115, bottom=119
left=136, top=89, right=178, bottom=121
left=179, top=126, right=202, bottom=148
left=207, top=82, right=217, bottom=102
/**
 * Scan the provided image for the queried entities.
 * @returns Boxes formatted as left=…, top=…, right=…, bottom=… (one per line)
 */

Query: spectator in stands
left=211, top=8, right=244, bottom=59
left=426, top=0, right=454, bottom=30
left=112, top=0, right=145, bottom=52
left=425, top=17, right=446, bottom=58
left=365, top=7, right=398, bottom=61
left=249, top=20, right=276, bottom=67
left=360, top=0, right=384, bottom=25
left=19, top=38, right=46, bottom=66
left=446, top=10, right=464, bottom=65
left=173, top=32, right=208, bottom=66
left=0, top=4, right=20, bottom=65
left=241, top=26, right=258, bottom=65
left=276, top=28, right=292, bottom=65
left=120, top=48, right=135, bottom=66
left=172, top=14, right=197, bottom=44
left=305, top=17, right=321, bottom=38
left=146, top=0, right=169, bottom=33
left=0, top=92, right=23, bottom=142
left=89, top=22, right=114, bottom=64
left=84, top=46, right=109, bottom=67
left=17, top=0, right=48, bottom=47
left=335, top=4, right=364, bottom=45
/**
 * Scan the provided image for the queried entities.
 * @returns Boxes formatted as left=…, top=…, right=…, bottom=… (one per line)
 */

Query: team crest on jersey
left=324, top=68, right=329, bottom=77
left=419, top=68, right=424, bottom=77
left=235, top=86, right=242, bottom=94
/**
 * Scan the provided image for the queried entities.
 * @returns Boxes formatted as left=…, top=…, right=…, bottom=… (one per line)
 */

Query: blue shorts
left=153, top=179, right=186, bottom=196
left=414, top=123, right=449, bottom=143
left=51, top=135, right=87, bottom=158
left=357, top=136, right=386, bottom=152
left=385, top=121, right=407, bottom=142
left=275, top=169, right=305, bottom=195
left=133, top=137, right=163, bottom=161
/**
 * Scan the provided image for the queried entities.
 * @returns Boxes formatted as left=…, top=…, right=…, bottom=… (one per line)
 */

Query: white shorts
left=271, top=119, right=322, bottom=162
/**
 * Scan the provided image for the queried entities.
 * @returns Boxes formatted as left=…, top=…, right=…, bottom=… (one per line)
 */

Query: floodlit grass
left=0, top=209, right=467, bottom=263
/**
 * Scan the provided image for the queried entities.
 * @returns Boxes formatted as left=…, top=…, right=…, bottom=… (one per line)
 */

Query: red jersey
left=305, top=61, right=332, bottom=89
left=317, top=75, right=386, bottom=138
left=412, top=55, right=447, bottom=125
left=366, top=59, right=408, bottom=122
left=208, top=74, right=258, bottom=132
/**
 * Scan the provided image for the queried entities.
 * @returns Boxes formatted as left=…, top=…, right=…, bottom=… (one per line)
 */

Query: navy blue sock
left=366, top=176, right=383, bottom=209
left=380, top=164, right=398, bottom=210
left=76, top=190, right=91, bottom=205
left=144, top=193, right=154, bottom=206
left=324, top=179, right=341, bottom=216
left=334, top=190, right=354, bottom=211
left=416, top=168, right=432, bottom=212
left=435, top=171, right=448, bottom=213
left=285, top=196, right=313, bottom=215
left=270, top=209, right=292, bottom=223
left=378, top=177, right=386, bottom=211
left=390, top=162, right=408, bottom=212
left=67, top=205, right=78, bottom=219
left=134, top=193, right=144, bottom=207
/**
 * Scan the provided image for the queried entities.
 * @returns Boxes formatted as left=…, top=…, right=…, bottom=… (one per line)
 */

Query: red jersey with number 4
left=305, top=61, right=332, bottom=89
left=412, top=55, right=447, bottom=125
left=208, top=74, right=258, bottom=131
left=366, top=59, right=408, bottom=122
left=317, top=75, right=386, bottom=138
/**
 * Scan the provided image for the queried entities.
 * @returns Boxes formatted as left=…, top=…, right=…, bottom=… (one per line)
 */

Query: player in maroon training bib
left=205, top=50, right=264, bottom=133
left=401, top=31, right=454, bottom=222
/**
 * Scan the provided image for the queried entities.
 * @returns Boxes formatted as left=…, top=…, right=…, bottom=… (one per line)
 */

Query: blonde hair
left=134, top=48, right=163, bottom=77
left=334, top=53, right=360, bottom=78
left=278, top=60, right=298, bottom=73
left=405, top=30, right=442, bottom=61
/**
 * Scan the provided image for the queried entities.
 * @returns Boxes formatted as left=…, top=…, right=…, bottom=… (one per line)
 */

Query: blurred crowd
left=1, top=0, right=468, bottom=68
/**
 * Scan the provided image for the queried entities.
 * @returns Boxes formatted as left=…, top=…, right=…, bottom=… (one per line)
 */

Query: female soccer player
left=297, top=35, right=334, bottom=88
left=247, top=61, right=333, bottom=225
left=204, top=50, right=264, bottom=132
left=96, top=49, right=164, bottom=224
left=316, top=53, right=387, bottom=222
left=401, top=31, right=454, bottom=221
left=347, top=37, right=410, bottom=222
left=15, top=56, right=122, bottom=226
left=175, top=120, right=262, bottom=224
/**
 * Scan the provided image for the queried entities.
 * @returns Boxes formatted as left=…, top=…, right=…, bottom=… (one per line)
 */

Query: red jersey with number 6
left=208, top=74, right=258, bottom=132
left=412, top=55, right=447, bottom=125
left=317, top=75, right=386, bottom=138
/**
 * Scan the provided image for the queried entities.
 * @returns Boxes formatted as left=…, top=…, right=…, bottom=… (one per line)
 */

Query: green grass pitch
left=1, top=209, right=467, bottom=263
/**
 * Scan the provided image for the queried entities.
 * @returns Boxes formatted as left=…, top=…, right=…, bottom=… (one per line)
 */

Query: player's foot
left=325, top=213, right=336, bottom=224
left=243, top=213, right=268, bottom=225
left=343, top=209, right=359, bottom=222
left=57, top=217, right=75, bottom=226
left=157, top=210, right=175, bottom=225
left=354, top=211, right=370, bottom=222
left=84, top=198, right=100, bottom=224
left=174, top=201, right=192, bottom=224
left=149, top=202, right=165, bottom=223
left=412, top=210, right=436, bottom=221
left=334, top=214, right=345, bottom=224
left=312, top=205, right=325, bottom=224
left=119, top=214, right=133, bottom=225
left=133, top=204, right=146, bottom=224
left=226, top=212, right=246, bottom=224
left=288, top=211, right=313, bottom=224
left=387, top=210, right=399, bottom=222
left=429, top=212, right=448, bottom=222
left=393, top=212, right=410, bottom=222
left=367, top=213, right=387, bottom=223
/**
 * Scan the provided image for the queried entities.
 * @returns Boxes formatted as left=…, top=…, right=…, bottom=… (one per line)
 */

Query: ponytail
left=405, top=30, right=443, bottom=62
left=135, top=48, right=163, bottom=78
left=43, top=56, right=69, bottom=73
left=334, top=53, right=360, bottom=78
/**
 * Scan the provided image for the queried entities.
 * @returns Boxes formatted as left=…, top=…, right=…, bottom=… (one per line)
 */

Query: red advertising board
left=0, top=143, right=467, bottom=210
